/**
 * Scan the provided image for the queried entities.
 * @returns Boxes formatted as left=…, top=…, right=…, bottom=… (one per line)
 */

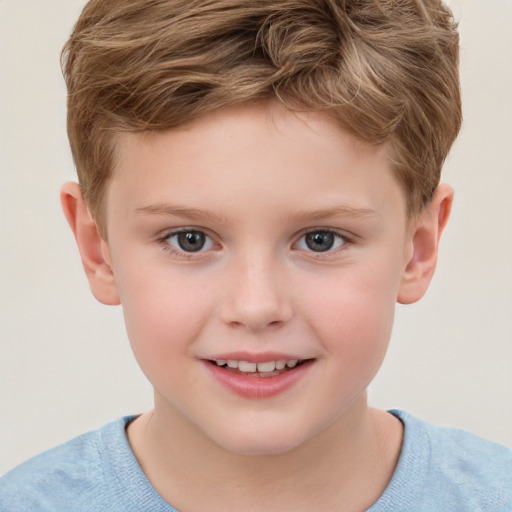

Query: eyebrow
left=135, top=203, right=382, bottom=224
left=135, top=203, right=228, bottom=224
left=292, top=206, right=382, bottom=223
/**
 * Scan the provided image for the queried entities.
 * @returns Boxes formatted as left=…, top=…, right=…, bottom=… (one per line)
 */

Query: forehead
left=113, top=103, right=392, bottom=174
left=107, top=103, right=404, bottom=223
left=120, top=103, right=361, bottom=143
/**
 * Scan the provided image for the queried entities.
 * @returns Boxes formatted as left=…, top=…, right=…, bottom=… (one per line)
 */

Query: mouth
left=208, top=358, right=311, bottom=378
left=203, top=352, right=315, bottom=398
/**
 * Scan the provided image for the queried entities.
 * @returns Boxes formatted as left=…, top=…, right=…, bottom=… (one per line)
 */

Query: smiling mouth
left=208, top=358, right=311, bottom=378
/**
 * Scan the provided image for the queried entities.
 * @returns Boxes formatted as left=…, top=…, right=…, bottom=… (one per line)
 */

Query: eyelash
left=157, top=228, right=353, bottom=258
left=294, top=229, right=351, bottom=256
left=158, top=228, right=217, bottom=258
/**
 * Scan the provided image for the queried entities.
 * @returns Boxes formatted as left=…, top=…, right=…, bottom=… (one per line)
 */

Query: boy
left=1, top=0, right=511, bottom=510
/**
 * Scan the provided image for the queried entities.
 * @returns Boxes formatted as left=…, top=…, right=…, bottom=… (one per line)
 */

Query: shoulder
left=421, top=413, right=512, bottom=475
left=373, top=410, right=512, bottom=512
left=0, top=417, right=134, bottom=512
left=422, top=415, right=512, bottom=510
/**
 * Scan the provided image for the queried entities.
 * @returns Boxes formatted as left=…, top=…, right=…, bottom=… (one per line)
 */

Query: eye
left=164, top=230, right=214, bottom=253
left=296, top=230, right=347, bottom=253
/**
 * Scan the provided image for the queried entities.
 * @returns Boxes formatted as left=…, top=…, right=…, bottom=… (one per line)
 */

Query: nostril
left=218, top=277, right=293, bottom=330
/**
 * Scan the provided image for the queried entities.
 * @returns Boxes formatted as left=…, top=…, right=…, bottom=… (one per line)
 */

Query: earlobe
left=397, top=183, right=453, bottom=304
left=60, top=182, right=120, bottom=306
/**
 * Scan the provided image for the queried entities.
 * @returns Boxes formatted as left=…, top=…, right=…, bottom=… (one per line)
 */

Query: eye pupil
left=177, top=231, right=205, bottom=252
left=305, top=231, right=335, bottom=252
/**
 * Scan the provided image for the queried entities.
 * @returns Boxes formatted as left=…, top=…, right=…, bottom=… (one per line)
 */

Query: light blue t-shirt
left=0, top=410, right=511, bottom=511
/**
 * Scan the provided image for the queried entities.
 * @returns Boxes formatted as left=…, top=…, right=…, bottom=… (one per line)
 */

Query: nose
left=218, top=251, right=293, bottom=332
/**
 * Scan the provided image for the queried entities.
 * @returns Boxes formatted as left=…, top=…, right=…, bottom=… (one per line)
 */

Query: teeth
left=238, top=361, right=257, bottom=372
left=275, top=360, right=286, bottom=370
left=257, top=361, right=276, bottom=372
left=214, top=359, right=303, bottom=372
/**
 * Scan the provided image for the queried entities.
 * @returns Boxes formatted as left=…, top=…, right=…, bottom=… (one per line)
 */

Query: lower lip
left=203, top=360, right=314, bottom=399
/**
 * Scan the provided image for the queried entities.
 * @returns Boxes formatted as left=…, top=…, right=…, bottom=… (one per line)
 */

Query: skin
left=62, top=102, right=452, bottom=511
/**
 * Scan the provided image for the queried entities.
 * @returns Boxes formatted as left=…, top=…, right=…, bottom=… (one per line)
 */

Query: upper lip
left=203, top=351, right=311, bottom=363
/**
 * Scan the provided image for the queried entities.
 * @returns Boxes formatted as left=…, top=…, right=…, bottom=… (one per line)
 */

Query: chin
left=222, top=438, right=302, bottom=457
left=207, top=421, right=316, bottom=457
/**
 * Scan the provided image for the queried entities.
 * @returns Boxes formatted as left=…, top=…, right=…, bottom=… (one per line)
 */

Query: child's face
left=102, top=103, right=413, bottom=454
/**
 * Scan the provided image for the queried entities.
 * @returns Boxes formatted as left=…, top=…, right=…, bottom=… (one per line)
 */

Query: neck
left=127, top=393, right=403, bottom=512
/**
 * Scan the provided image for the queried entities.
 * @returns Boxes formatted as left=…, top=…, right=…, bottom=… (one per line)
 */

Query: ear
left=60, top=182, right=120, bottom=305
left=397, top=183, right=453, bottom=304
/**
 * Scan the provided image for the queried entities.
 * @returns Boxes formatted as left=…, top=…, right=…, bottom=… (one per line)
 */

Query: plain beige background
left=1, top=0, right=511, bottom=474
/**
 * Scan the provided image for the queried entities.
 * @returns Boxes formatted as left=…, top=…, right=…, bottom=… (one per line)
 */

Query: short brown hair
left=62, top=0, right=461, bottom=234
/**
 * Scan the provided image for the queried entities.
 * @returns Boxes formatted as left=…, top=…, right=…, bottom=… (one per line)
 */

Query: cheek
left=301, top=264, right=399, bottom=375
left=115, top=265, right=214, bottom=380
left=323, top=293, right=394, bottom=370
